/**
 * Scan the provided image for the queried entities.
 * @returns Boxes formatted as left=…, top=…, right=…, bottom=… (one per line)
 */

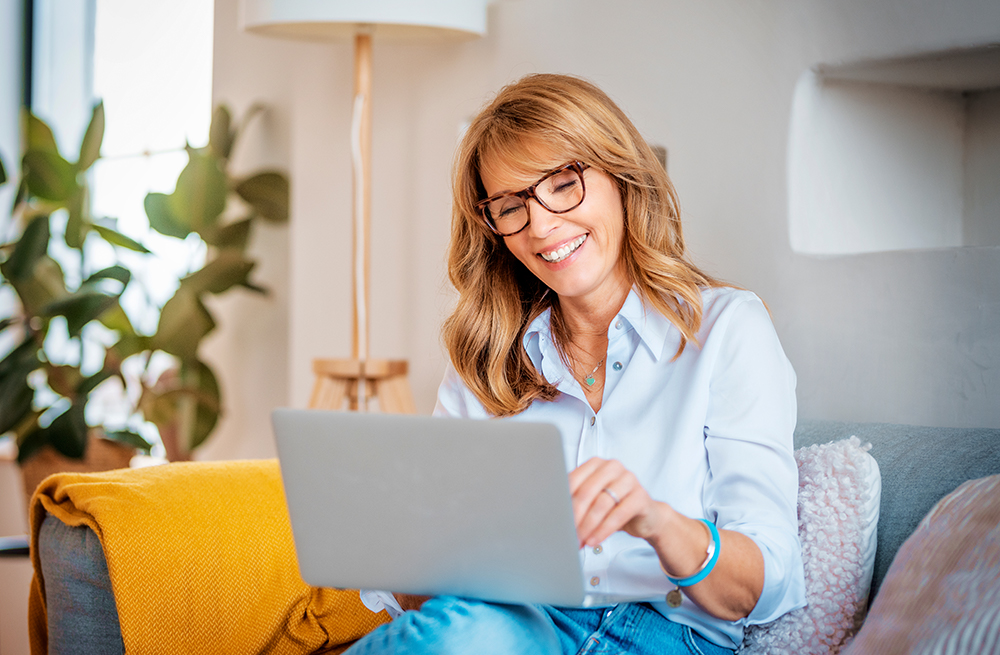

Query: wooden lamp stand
left=308, top=32, right=414, bottom=414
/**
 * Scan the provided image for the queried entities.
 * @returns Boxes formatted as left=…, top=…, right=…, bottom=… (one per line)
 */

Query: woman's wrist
left=646, top=508, right=714, bottom=580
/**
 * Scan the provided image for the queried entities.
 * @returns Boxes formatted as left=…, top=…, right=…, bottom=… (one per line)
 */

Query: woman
left=348, top=74, right=805, bottom=655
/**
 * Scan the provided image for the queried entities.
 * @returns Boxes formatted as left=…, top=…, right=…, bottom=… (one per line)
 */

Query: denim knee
left=347, top=596, right=562, bottom=655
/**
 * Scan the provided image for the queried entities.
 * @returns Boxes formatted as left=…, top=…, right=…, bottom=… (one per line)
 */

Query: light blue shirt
left=434, top=286, right=807, bottom=649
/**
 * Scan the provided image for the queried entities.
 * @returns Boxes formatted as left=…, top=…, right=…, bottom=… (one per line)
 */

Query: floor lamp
left=242, top=0, right=490, bottom=412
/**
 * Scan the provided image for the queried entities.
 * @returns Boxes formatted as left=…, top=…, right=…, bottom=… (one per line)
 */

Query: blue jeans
left=343, top=598, right=735, bottom=655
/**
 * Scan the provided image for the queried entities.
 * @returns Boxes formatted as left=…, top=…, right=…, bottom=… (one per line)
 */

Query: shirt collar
left=522, top=287, right=675, bottom=365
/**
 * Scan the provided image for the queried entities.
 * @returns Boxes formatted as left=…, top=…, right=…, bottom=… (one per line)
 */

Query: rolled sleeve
left=703, top=297, right=806, bottom=623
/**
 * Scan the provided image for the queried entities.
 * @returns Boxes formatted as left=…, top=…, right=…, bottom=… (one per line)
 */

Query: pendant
left=585, top=374, right=596, bottom=386
left=666, top=588, right=683, bottom=608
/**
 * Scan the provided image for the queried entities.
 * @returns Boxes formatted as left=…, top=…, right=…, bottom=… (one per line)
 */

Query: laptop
left=272, top=408, right=652, bottom=607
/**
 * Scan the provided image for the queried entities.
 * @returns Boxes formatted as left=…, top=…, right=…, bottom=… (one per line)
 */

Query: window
left=17, top=0, right=215, bottom=448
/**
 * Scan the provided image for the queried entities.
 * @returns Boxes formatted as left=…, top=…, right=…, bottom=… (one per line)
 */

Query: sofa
left=26, top=419, right=1000, bottom=655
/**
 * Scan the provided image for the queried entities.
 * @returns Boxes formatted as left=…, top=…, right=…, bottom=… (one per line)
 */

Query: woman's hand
left=568, top=457, right=667, bottom=547
left=570, top=457, right=765, bottom=621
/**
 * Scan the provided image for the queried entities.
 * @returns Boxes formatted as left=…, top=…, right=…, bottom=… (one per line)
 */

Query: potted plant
left=0, top=102, right=288, bottom=495
left=139, top=104, right=289, bottom=460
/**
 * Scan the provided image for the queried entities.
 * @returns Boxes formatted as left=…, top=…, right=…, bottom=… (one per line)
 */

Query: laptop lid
left=272, top=408, right=589, bottom=607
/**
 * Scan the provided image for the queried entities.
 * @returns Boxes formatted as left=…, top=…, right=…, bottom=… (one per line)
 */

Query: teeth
left=541, top=235, right=587, bottom=263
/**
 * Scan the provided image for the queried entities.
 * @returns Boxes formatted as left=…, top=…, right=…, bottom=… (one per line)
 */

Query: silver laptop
left=272, top=408, right=650, bottom=607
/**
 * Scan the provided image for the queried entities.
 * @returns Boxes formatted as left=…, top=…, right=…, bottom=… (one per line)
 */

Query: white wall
left=204, top=0, right=1000, bottom=460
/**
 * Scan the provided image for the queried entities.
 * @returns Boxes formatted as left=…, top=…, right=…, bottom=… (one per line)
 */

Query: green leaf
left=141, top=360, right=221, bottom=452
left=84, top=265, right=131, bottom=288
left=78, top=101, right=105, bottom=172
left=205, top=217, right=252, bottom=251
left=234, top=171, right=289, bottom=223
left=110, top=331, right=150, bottom=363
left=0, top=338, right=40, bottom=435
left=77, top=368, right=115, bottom=396
left=41, top=291, right=118, bottom=336
left=90, top=224, right=151, bottom=253
left=184, top=359, right=221, bottom=450
left=180, top=250, right=255, bottom=295
left=24, top=111, right=59, bottom=154
left=98, top=302, right=137, bottom=336
left=152, top=289, right=215, bottom=359
left=169, top=150, right=227, bottom=235
left=144, top=192, right=190, bottom=239
left=23, top=149, right=78, bottom=202
left=6, top=256, right=68, bottom=316
left=208, top=105, right=234, bottom=160
left=15, top=425, right=47, bottom=463
left=1, top=214, right=50, bottom=281
left=104, top=429, right=153, bottom=452
left=65, top=189, right=87, bottom=249
left=32, top=402, right=89, bottom=460
left=12, top=177, right=27, bottom=212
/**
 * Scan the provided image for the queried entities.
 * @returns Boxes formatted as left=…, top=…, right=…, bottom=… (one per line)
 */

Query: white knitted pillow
left=741, top=436, right=881, bottom=654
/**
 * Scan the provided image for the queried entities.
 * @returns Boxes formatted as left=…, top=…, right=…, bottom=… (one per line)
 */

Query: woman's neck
left=557, top=277, right=632, bottom=342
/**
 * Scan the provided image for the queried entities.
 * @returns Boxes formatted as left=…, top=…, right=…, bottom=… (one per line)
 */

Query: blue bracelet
left=664, top=519, right=720, bottom=587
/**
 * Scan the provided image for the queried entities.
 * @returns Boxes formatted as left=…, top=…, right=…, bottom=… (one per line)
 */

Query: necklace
left=581, top=358, right=605, bottom=387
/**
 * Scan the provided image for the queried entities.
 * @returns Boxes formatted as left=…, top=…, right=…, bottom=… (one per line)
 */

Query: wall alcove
left=788, top=45, right=1000, bottom=255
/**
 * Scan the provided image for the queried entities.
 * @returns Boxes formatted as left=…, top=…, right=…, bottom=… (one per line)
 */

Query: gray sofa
left=32, top=419, right=1000, bottom=654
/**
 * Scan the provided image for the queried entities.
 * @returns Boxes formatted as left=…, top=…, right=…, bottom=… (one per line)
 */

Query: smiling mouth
left=539, top=235, right=587, bottom=263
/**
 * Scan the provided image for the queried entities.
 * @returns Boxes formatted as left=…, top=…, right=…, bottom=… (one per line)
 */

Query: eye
left=490, top=196, right=525, bottom=220
left=546, top=170, right=580, bottom=195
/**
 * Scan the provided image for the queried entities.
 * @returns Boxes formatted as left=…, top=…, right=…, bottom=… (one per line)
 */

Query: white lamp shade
left=242, top=0, right=490, bottom=41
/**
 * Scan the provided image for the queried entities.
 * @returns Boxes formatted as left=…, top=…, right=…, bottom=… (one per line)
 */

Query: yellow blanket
left=28, top=459, right=390, bottom=655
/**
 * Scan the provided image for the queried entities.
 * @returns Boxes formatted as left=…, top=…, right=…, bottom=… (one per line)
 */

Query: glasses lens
left=536, top=167, right=585, bottom=213
left=482, top=164, right=586, bottom=236
left=485, top=196, right=528, bottom=235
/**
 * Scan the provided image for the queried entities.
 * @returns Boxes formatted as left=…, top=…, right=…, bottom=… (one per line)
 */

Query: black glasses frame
left=477, top=161, right=590, bottom=237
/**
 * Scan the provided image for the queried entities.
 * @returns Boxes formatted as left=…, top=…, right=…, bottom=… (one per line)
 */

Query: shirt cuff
left=359, top=589, right=406, bottom=618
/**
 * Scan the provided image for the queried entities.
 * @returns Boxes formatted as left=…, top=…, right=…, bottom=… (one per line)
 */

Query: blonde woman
left=347, top=74, right=805, bottom=655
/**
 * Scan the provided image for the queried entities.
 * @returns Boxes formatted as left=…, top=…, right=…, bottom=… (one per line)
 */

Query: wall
left=205, top=0, right=1000, bottom=460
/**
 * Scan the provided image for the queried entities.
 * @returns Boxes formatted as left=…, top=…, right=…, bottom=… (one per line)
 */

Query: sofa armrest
left=37, top=514, right=123, bottom=655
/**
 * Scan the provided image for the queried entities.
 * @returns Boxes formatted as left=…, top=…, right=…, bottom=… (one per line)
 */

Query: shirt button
left=612, top=361, right=622, bottom=371
left=615, top=320, right=623, bottom=330
left=590, top=416, right=596, bottom=427
left=590, top=576, right=601, bottom=587
left=593, top=545, right=603, bottom=554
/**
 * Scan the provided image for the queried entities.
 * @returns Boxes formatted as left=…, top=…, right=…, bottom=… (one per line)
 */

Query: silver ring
left=602, top=487, right=621, bottom=504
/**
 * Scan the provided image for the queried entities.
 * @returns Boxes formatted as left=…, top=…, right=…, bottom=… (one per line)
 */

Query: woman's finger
left=570, top=459, right=627, bottom=526
left=579, top=487, right=646, bottom=546
left=572, top=462, right=645, bottom=542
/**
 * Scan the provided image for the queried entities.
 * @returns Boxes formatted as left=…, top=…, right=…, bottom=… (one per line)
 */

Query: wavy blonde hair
left=443, top=74, right=723, bottom=416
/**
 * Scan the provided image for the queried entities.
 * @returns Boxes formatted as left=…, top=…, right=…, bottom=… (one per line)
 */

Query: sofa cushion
left=843, top=474, right=1000, bottom=654
left=742, top=437, right=880, bottom=654
left=793, top=420, right=1000, bottom=600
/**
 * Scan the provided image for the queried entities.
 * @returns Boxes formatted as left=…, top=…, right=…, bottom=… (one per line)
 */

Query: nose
left=524, top=198, right=561, bottom=238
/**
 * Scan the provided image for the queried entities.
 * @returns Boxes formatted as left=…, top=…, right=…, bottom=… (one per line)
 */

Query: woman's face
left=480, top=158, right=630, bottom=307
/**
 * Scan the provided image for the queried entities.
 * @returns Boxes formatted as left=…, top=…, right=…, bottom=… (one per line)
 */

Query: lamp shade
left=242, top=0, right=490, bottom=41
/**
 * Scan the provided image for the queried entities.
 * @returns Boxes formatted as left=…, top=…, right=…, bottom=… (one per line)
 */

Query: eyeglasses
left=477, top=161, right=589, bottom=237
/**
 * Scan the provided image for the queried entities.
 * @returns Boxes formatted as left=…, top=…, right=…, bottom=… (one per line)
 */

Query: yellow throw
left=27, top=459, right=390, bottom=655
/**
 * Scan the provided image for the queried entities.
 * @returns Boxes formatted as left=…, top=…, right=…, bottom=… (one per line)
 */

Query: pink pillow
left=742, top=436, right=881, bottom=654
left=843, top=474, right=1000, bottom=654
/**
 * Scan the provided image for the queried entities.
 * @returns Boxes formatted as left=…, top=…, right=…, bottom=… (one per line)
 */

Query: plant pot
left=19, top=430, right=135, bottom=516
